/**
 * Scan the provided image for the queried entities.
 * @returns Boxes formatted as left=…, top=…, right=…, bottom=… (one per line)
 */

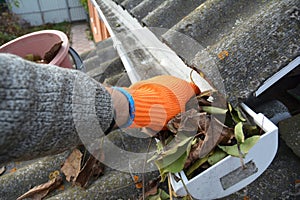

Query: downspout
left=90, top=0, right=141, bottom=84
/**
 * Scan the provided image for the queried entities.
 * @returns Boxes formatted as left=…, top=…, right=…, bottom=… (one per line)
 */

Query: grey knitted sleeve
left=0, top=53, right=113, bottom=164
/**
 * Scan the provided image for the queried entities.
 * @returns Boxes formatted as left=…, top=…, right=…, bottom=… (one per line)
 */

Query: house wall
left=6, top=0, right=87, bottom=26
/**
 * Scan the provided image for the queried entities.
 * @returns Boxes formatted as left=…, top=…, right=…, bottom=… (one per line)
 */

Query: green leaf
left=243, top=124, right=260, bottom=137
left=202, top=106, right=228, bottom=115
left=147, top=139, right=170, bottom=163
left=228, top=103, right=246, bottom=123
left=147, top=153, right=159, bottom=163
left=182, top=195, right=194, bottom=200
left=159, top=135, right=192, bottom=160
left=157, top=153, right=188, bottom=182
left=236, top=108, right=246, bottom=122
left=207, top=149, right=228, bottom=165
left=155, top=134, right=194, bottom=181
left=146, top=189, right=170, bottom=200
left=186, top=156, right=208, bottom=176
left=234, top=122, right=245, bottom=144
left=218, top=136, right=260, bottom=157
left=156, top=141, right=164, bottom=152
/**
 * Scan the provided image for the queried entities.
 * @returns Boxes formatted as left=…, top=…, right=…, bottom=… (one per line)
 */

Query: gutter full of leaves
left=149, top=91, right=262, bottom=183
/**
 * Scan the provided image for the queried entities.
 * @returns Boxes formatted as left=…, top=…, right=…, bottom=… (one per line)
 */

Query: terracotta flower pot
left=0, top=30, right=73, bottom=68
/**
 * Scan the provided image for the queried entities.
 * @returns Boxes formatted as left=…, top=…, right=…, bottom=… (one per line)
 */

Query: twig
left=168, top=173, right=173, bottom=200
left=142, top=137, right=154, bottom=200
left=82, top=148, right=88, bottom=168
left=237, top=144, right=246, bottom=169
left=178, top=173, right=194, bottom=199
left=190, top=69, right=195, bottom=86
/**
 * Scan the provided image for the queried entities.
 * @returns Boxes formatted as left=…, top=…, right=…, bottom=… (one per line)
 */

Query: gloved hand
left=118, top=75, right=200, bottom=131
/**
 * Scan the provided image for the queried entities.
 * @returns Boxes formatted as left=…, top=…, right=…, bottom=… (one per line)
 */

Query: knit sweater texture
left=0, top=53, right=113, bottom=164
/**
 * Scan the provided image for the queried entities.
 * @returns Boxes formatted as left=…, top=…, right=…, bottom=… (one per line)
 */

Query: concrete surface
left=70, top=22, right=96, bottom=55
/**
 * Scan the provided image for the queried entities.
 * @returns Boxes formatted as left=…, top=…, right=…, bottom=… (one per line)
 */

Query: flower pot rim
left=0, top=29, right=70, bottom=67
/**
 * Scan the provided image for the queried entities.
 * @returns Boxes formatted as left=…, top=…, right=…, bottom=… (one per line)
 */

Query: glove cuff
left=112, top=87, right=135, bottom=128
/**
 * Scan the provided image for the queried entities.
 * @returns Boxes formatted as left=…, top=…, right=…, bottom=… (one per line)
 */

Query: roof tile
left=142, top=0, right=205, bottom=29
left=121, top=0, right=144, bottom=11
left=163, top=0, right=268, bottom=48
left=131, top=0, right=165, bottom=21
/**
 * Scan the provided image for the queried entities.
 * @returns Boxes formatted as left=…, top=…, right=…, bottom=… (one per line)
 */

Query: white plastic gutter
left=90, top=0, right=141, bottom=84
left=89, top=0, right=213, bottom=92
left=255, top=56, right=300, bottom=97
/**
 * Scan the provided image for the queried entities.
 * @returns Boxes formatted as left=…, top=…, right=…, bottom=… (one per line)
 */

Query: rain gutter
left=90, top=0, right=141, bottom=83
left=255, top=56, right=300, bottom=97
left=90, top=0, right=213, bottom=91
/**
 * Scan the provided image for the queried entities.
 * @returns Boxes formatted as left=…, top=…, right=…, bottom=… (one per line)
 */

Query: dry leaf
left=43, top=41, right=63, bottom=63
left=58, top=185, right=65, bottom=191
left=139, top=178, right=160, bottom=200
left=17, top=176, right=62, bottom=200
left=0, top=166, right=5, bottom=176
left=167, top=109, right=206, bottom=134
left=142, top=184, right=158, bottom=198
left=10, top=167, right=17, bottom=173
left=61, top=149, right=83, bottom=182
left=74, top=154, right=104, bottom=188
left=244, top=196, right=250, bottom=200
left=197, top=97, right=212, bottom=106
left=185, top=117, right=233, bottom=168
left=178, top=110, right=204, bottom=133
left=199, top=117, right=233, bottom=158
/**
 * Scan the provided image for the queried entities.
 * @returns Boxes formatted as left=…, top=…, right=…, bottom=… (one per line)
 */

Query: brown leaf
left=198, top=91, right=227, bottom=109
left=61, top=149, right=83, bottom=182
left=139, top=177, right=160, bottom=200
left=197, top=97, right=212, bottom=106
left=17, top=176, right=63, bottom=200
left=244, top=196, right=250, bottom=200
left=141, top=184, right=158, bottom=199
left=74, top=154, right=104, bottom=188
left=199, top=117, right=233, bottom=158
left=178, top=110, right=204, bottom=133
left=185, top=117, right=233, bottom=168
left=198, top=112, right=210, bottom=133
left=10, top=167, right=17, bottom=173
left=43, top=41, right=63, bottom=63
left=167, top=113, right=181, bottom=133
left=167, top=109, right=206, bottom=134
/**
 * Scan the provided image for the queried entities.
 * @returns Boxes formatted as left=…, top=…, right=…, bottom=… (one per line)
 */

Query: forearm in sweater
left=0, top=53, right=114, bottom=164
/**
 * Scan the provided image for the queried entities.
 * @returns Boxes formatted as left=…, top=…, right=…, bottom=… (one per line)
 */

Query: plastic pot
left=0, top=30, right=73, bottom=68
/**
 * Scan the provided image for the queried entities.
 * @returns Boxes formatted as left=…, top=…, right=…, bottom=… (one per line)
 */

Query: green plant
left=0, top=11, right=22, bottom=45
left=4, top=0, right=20, bottom=9
left=80, top=0, right=88, bottom=12
left=0, top=11, right=71, bottom=45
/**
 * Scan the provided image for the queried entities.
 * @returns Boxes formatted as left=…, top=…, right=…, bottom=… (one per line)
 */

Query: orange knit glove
left=125, top=75, right=200, bottom=131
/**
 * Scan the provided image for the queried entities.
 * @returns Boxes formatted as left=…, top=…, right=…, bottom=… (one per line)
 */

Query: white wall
left=7, top=0, right=87, bottom=26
